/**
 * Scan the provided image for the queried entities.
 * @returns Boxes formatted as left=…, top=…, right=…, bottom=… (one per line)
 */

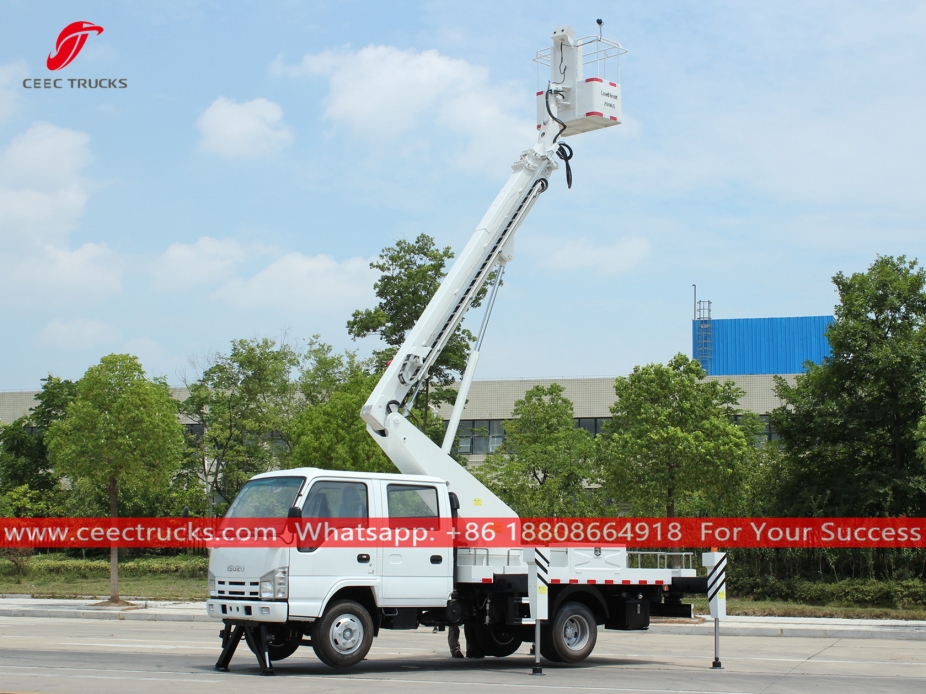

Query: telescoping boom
left=361, top=25, right=625, bottom=518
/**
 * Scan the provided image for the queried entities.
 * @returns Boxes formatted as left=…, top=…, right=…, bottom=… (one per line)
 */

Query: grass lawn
left=0, top=574, right=208, bottom=601
left=689, top=596, right=926, bottom=621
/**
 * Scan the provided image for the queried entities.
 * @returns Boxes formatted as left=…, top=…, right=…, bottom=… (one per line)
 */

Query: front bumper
left=206, top=598, right=288, bottom=623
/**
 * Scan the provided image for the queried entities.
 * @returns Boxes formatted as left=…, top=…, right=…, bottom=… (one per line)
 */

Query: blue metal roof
left=692, top=316, right=833, bottom=376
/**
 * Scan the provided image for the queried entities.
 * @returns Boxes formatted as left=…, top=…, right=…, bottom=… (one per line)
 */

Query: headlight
left=208, top=571, right=216, bottom=597
left=259, top=567, right=288, bottom=600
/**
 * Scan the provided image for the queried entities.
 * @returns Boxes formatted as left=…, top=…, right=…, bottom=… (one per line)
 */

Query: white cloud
left=539, top=236, right=651, bottom=275
left=0, top=123, right=120, bottom=303
left=38, top=318, right=119, bottom=350
left=152, top=237, right=269, bottom=290
left=212, top=252, right=376, bottom=312
left=0, top=243, right=121, bottom=302
left=196, top=97, right=293, bottom=158
left=0, top=60, right=27, bottom=123
left=0, top=186, right=88, bottom=247
left=0, top=123, right=92, bottom=248
left=272, top=46, right=533, bottom=172
left=0, top=122, right=92, bottom=189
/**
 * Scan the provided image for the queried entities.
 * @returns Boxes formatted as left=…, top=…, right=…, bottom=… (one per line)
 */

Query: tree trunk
left=108, top=475, right=119, bottom=603
left=666, top=492, right=681, bottom=569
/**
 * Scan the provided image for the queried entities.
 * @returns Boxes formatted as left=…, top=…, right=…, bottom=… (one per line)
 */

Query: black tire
left=245, top=623, right=302, bottom=662
left=472, top=624, right=522, bottom=657
left=539, top=624, right=562, bottom=662
left=548, top=601, right=597, bottom=663
left=311, top=600, right=374, bottom=668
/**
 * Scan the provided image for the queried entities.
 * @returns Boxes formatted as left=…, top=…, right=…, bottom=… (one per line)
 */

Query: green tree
left=45, top=354, right=185, bottom=603
left=346, top=234, right=493, bottom=428
left=474, top=384, right=600, bottom=517
left=0, top=376, right=77, bottom=515
left=601, top=354, right=754, bottom=518
left=286, top=341, right=394, bottom=473
left=181, top=338, right=299, bottom=515
left=771, top=255, right=926, bottom=517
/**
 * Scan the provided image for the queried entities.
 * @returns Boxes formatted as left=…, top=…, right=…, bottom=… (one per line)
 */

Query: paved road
left=1, top=616, right=924, bottom=694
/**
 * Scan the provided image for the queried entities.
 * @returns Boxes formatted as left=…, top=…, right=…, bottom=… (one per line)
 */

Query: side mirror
left=287, top=506, right=302, bottom=519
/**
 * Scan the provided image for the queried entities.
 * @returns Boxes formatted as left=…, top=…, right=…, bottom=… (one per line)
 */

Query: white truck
left=207, top=25, right=709, bottom=675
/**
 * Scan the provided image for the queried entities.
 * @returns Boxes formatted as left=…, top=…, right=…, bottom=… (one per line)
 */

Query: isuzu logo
left=227, top=565, right=245, bottom=572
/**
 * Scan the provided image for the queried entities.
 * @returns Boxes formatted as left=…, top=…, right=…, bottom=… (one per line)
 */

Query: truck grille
left=216, top=579, right=260, bottom=599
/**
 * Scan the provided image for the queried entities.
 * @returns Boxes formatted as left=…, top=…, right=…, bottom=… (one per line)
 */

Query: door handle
left=430, top=555, right=443, bottom=565
left=357, top=553, right=370, bottom=563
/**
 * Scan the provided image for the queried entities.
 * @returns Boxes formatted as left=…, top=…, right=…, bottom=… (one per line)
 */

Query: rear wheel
left=312, top=600, right=374, bottom=668
left=539, top=624, right=562, bottom=662
left=548, top=601, right=597, bottom=663
left=472, top=624, right=522, bottom=657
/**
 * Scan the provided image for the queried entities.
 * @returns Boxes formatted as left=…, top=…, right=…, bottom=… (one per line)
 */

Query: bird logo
left=47, top=21, right=104, bottom=71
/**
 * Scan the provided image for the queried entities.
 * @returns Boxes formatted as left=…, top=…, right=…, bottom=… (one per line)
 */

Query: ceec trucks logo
left=47, top=21, right=104, bottom=71
left=24, top=21, right=127, bottom=90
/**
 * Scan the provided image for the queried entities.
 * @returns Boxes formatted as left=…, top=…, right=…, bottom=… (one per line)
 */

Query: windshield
left=225, top=477, right=305, bottom=518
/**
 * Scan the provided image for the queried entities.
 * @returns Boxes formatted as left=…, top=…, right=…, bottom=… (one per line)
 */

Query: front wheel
left=472, top=624, right=522, bottom=657
left=547, top=601, right=597, bottom=663
left=312, top=600, right=374, bottom=668
left=245, top=623, right=303, bottom=662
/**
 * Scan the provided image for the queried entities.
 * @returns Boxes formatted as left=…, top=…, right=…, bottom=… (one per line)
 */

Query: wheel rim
left=561, top=614, right=590, bottom=651
left=492, top=629, right=516, bottom=645
left=329, top=613, right=364, bottom=655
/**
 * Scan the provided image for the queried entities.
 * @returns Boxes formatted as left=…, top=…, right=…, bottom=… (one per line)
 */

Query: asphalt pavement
left=1, top=615, right=925, bottom=694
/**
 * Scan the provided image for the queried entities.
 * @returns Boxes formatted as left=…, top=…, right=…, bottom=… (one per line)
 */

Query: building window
left=452, top=419, right=505, bottom=456
left=731, top=414, right=777, bottom=444
left=448, top=417, right=613, bottom=456
left=575, top=418, right=611, bottom=436
left=488, top=420, right=504, bottom=452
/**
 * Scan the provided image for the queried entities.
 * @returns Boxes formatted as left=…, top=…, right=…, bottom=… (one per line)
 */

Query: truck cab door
left=379, top=482, right=452, bottom=607
left=287, top=478, right=380, bottom=618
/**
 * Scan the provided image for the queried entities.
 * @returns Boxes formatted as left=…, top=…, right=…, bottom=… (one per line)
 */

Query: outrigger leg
left=214, top=621, right=243, bottom=672
left=214, top=621, right=276, bottom=675
left=242, top=623, right=276, bottom=676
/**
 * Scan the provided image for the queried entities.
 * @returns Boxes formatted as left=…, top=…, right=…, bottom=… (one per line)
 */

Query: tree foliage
left=771, top=255, right=926, bottom=517
left=285, top=341, right=394, bottom=473
left=346, top=234, right=490, bottom=409
left=181, top=338, right=299, bottom=513
left=600, top=354, right=754, bottom=518
left=0, top=376, right=77, bottom=516
left=0, top=376, right=77, bottom=493
left=46, top=355, right=185, bottom=507
left=474, top=384, right=600, bottom=517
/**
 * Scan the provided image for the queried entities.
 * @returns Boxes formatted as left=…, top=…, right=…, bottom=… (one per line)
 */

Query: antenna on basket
left=597, top=18, right=603, bottom=39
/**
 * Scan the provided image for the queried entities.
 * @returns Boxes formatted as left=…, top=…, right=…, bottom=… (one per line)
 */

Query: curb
left=649, top=623, right=926, bottom=641
left=0, top=607, right=212, bottom=622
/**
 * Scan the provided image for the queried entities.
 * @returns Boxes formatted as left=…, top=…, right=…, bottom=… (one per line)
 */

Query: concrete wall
left=0, top=387, right=191, bottom=424
left=435, top=373, right=798, bottom=420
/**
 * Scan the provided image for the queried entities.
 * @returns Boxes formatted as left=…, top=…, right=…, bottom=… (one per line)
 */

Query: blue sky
left=1, top=1, right=924, bottom=390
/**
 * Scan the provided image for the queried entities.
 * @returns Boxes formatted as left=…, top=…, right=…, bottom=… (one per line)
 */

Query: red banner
left=1, top=517, right=924, bottom=550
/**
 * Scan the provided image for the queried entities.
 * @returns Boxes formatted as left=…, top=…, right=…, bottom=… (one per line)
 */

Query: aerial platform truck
left=207, top=24, right=709, bottom=674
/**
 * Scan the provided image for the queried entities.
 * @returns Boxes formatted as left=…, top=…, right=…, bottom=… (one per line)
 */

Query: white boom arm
left=361, top=25, right=624, bottom=519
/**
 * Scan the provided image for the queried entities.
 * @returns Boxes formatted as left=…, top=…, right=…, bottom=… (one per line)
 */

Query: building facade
left=0, top=316, right=832, bottom=465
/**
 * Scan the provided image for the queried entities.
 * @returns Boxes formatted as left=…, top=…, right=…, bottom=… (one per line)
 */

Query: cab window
left=387, top=484, right=439, bottom=518
left=225, top=477, right=304, bottom=518
left=303, top=481, right=369, bottom=519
